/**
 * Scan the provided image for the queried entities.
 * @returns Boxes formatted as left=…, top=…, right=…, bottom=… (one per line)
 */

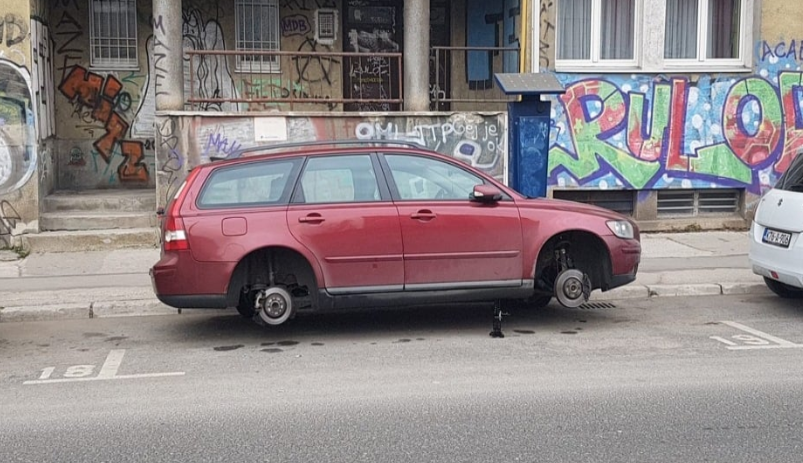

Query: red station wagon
left=151, top=141, right=641, bottom=326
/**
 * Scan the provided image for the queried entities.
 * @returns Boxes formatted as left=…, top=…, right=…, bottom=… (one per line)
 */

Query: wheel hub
left=255, top=286, right=294, bottom=325
left=554, top=269, right=591, bottom=308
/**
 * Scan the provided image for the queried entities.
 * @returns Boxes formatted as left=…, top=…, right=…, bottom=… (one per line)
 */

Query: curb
left=0, top=281, right=772, bottom=323
left=592, top=282, right=770, bottom=301
left=0, top=299, right=231, bottom=323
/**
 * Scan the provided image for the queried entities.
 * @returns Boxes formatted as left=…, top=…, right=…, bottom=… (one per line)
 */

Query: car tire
left=764, top=277, right=803, bottom=299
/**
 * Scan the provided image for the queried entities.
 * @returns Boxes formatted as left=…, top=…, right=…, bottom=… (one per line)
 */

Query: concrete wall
left=0, top=0, right=45, bottom=248
left=154, top=112, right=506, bottom=207
left=533, top=0, right=802, bottom=222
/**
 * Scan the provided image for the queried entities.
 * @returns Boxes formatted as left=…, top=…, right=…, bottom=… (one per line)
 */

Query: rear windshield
left=776, top=153, right=803, bottom=193
left=198, top=159, right=299, bottom=208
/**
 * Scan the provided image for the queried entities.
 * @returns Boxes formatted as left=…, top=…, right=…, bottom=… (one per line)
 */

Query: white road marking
left=709, top=336, right=737, bottom=346
left=23, top=372, right=185, bottom=385
left=96, top=349, right=125, bottom=379
left=24, top=350, right=184, bottom=385
left=718, top=321, right=803, bottom=350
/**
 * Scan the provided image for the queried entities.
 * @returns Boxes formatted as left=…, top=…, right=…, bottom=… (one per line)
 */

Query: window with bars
left=236, top=0, right=281, bottom=73
left=316, top=9, right=337, bottom=44
left=89, top=0, right=138, bottom=69
left=552, top=190, right=635, bottom=216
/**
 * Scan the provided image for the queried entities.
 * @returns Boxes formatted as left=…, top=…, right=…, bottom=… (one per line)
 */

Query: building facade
left=0, top=0, right=798, bottom=248
left=540, top=0, right=799, bottom=229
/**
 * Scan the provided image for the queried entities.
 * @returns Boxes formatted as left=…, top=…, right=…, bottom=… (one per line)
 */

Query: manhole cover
left=578, top=302, right=616, bottom=310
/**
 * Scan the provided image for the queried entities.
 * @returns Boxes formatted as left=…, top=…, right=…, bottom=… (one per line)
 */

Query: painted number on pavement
left=24, top=350, right=184, bottom=385
left=710, top=321, right=803, bottom=350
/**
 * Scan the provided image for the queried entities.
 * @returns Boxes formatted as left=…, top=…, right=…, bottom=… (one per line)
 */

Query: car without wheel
left=749, top=150, right=803, bottom=298
left=150, top=140, right=642, bottom=326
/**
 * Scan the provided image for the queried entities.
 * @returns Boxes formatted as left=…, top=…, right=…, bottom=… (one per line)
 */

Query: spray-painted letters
left=549, top=63, right=803, bottom=193
left=58, top=66, right=149, bottom=183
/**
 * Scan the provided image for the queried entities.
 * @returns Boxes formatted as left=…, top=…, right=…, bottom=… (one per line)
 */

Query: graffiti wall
left=0, top=1, right=38, bottom=247
left=546, top=50, right=803, bottom=195
left=155, top=112, right=506, bottom=206
left=50, top=0, right=155, bottom=190
left=50, top=0, right=349, bottom=190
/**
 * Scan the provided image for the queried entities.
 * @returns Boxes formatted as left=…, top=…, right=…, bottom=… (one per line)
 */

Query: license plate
left=763, top=228, right=792, bottom=248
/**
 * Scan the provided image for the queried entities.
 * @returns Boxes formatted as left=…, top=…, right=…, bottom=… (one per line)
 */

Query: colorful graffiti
left=548, top=55, right=803, bottom=193
left=0, top=59, right=36, bottom=196
left=58, top=66, right=149, bottom=183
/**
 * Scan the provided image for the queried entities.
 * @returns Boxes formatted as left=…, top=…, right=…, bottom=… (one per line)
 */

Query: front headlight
left=607, top=220, right=634, bottom=239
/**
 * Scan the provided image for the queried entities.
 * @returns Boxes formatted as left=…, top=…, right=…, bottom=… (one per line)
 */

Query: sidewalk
left=0, top=231, right=767, bottom=322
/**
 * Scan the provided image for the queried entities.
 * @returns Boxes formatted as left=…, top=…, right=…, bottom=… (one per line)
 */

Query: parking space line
left=24, top=372, right=185, bottom=385
left=23, top=349, right=185, bottom=385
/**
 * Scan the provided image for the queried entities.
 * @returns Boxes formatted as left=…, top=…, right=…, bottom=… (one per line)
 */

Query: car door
left=287, top=154, right=404, bottom=294
left=380, top=153, right=524, bottom=289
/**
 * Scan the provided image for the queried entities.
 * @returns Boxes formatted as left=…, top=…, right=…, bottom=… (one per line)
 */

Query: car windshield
left=776, top=152, right=803, bottom=192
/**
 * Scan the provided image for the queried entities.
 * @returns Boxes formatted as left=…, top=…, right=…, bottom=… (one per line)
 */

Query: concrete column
left=152, top=0, right=184, bottom=110
left=403, top=0, right=430, bottom=111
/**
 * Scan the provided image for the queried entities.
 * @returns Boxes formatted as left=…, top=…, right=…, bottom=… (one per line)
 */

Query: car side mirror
left=471, top=184, right=503, bottom=203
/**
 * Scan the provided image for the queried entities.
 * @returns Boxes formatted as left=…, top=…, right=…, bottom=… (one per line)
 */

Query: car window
left=299, top=155, right=380, bottom=204
left=776, top=152, right=803, bottom=193
left=384, top=154, right=483, bottom=200
left=198, top=160, right=297, bottom=208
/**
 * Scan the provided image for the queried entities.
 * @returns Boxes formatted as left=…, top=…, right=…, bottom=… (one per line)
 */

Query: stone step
left=40, top=211, right=158, bottom=231
left=22, top=228, right=160, bottom=253
left=44, top=190, right=157, bottom=213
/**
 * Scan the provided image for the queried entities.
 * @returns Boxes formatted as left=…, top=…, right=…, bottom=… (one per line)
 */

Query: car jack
left=490, top=300, right=509, bottom=338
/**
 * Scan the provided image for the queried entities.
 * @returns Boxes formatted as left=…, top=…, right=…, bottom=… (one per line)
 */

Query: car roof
left=201, top=142, right=451, bottom=169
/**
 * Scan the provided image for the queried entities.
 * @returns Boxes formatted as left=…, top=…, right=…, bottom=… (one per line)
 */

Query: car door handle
left=298, top=214, right=325, bottom=224
left=410, top=210, right=436, bottom=220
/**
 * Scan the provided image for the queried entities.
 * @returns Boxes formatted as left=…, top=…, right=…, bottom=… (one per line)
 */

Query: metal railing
left=184, top=46, right=520, bottom=112
left=430, top=46, right=520, bottom=109
left=185, top=49, right=403, bottom=111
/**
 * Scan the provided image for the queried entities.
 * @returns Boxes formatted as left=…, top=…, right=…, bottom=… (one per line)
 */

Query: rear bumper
left=150, top=251, right=235, bottom=308
left=154, top=293, right=229, bottom=309
left=749, top=223, right=803, bottom=289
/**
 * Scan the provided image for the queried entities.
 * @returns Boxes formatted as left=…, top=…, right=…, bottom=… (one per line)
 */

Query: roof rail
left=210, top=139, right=426, bottom=161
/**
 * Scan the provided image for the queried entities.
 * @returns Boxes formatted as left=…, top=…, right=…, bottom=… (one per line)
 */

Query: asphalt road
left=2, top=293, right=803, bottom=462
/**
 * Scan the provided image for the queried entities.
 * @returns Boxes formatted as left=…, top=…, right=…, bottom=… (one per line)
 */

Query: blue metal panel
left=508, top=99, right=552, bottom=197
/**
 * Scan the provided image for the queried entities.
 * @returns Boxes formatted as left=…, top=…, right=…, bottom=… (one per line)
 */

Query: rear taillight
left=162, top=169, right=200, bottom=252
left=164, top=215, right=189, bottom=251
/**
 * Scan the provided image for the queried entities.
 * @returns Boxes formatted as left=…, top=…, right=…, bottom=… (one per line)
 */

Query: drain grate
left=578, top=302, right=617, bottom=310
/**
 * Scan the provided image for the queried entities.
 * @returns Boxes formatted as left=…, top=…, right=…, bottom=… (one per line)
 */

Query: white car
left=749, top=153, right=803, bottom=298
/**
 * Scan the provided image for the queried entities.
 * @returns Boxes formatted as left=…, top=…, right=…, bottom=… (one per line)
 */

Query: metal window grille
left=657, top=189, right=741, bottom=216
left=316, top=9, right=336, bottom=43
left=236, top=0, right=281, bottom=72
left=89, top=0, right=138, bottom=69
left=552, top=190, right=636, bottom=216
